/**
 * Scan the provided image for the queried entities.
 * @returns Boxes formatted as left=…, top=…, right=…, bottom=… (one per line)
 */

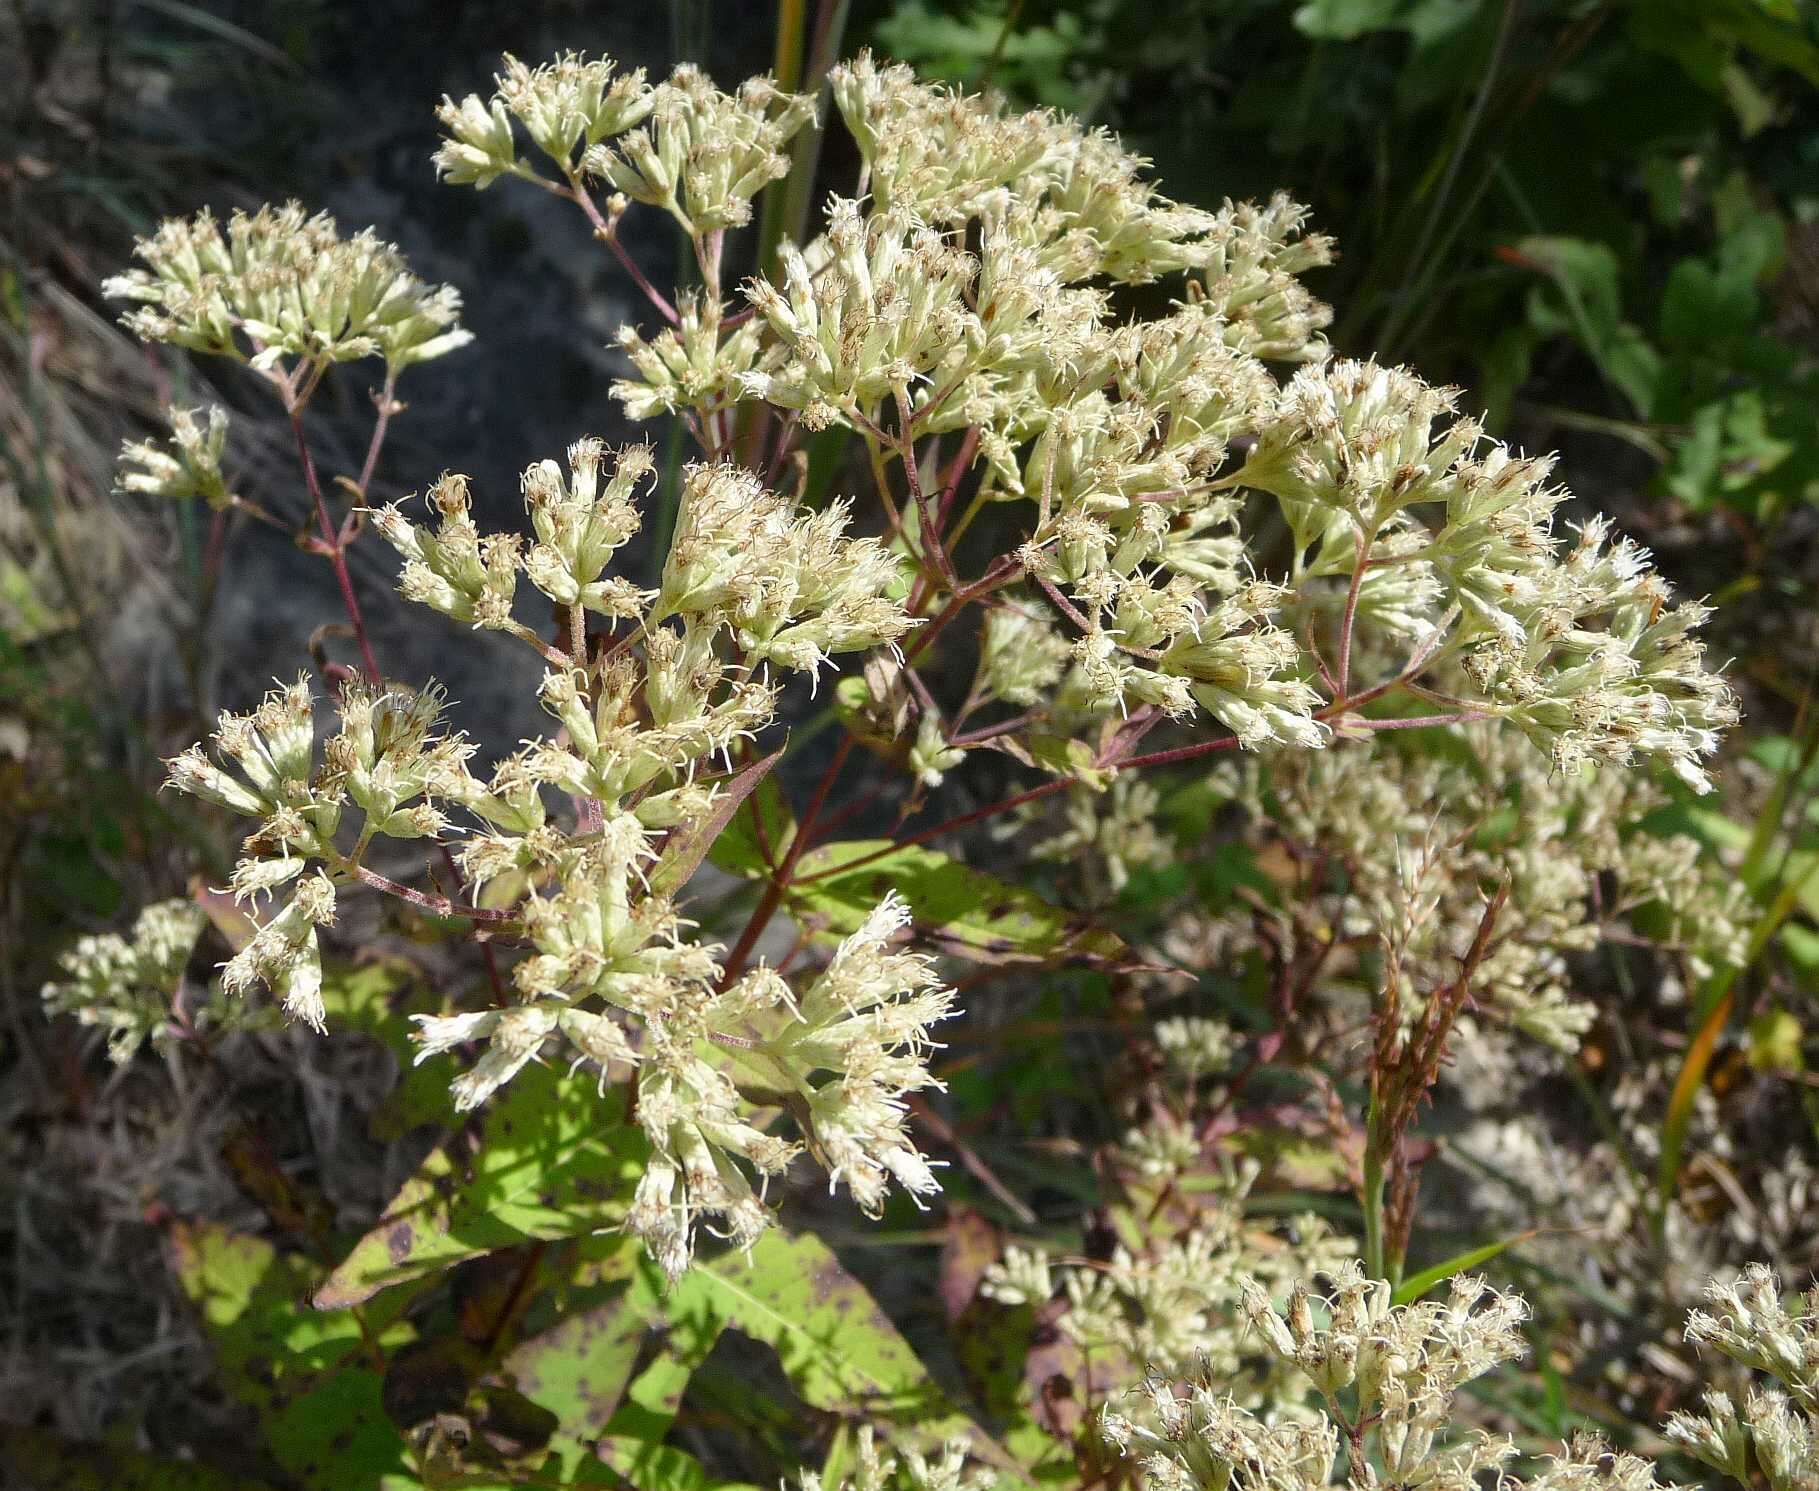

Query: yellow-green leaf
left=1391, top=1231, right=1537, bottom=1305
left=789, top=840, right=1141, bottom=968
left=169, top=1222, right=413, bottom=1490
left=315, top=1064, right=645, bottom=1309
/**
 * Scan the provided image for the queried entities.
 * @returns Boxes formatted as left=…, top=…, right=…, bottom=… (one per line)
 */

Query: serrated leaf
left=169, top=1222, right=412, bottom=1489
left=315, top=1064, right=646, bottom=1309
left=789, top=840, right=1140, bottom=968
left=0, top=1426, right=283, bottom=1491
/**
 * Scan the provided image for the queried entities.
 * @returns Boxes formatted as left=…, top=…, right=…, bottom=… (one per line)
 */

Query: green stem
left=755, top=0, right=809, bottom=276
left=1361, top=1102, right=1388, bottom=1281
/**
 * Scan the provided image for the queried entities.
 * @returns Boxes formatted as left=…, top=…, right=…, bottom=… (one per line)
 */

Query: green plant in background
left=11, top=20, right=1818, bottom=1491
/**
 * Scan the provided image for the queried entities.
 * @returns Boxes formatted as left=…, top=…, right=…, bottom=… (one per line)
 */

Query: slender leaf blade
left=1392, top=1231, right=1537, bottom=1305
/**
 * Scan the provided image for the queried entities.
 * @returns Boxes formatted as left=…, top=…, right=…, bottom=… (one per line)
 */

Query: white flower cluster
left=1107, top=1265, right=1589, bottom=1491
left=116, top=405, right=233, bottom=509
left=1109, top=1383, right=1663, bottom=1491
left=743, top=198, right=979, bottom=428
left=167, top=443, right=941, bottom=1278
left=103, top=202, right=470, bottom=375
left=652, top=461, right=918, bottom=675
left=613, top=893, right=953, bottom=1279
left=614, top=292, right=763, bottom=421
left=978, top=996, right=1349, bottom=1415
left=1155, top=1015, right=1240, bottom=1082
left=102, top=42, right=1746, bottom=1298
left=796, top=1425, right=995, bottom=1491
left=435, top=51, right=814, bottom=235
left=1027, top=777, right=1167, bottom=896
left=1106, top=1262, right=1815, bottom=1491
left=428, top=45, right=1734, bottom=789
left=1215, top=723, right=1749, bottom=1054
left=1240, top=1265, right=1529, bottom=1453
left=434, top=51, right=655, bottom=186
left=588, top=64, right=816, bottom=234
left=1667, top=1265, right=1819, bottom=1491
left=40, top=899, right=213, bottom=1062
left=165, top=677, right=475, bottom=1029
left=1246, top=359, right=1737, bottom=791
left=982, top=1154, right=1351, bottom=1393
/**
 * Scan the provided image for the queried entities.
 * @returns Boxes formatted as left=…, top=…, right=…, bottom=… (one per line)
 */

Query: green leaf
left=1779, top=921, right=1819, bottom=976
left=315, top=1063, right=647, bottom=1308
left=597, top=1440, right=762, bottom=1491
left=604, top=1309, right=725, bottom=1442
left=509, top=1277, right=646, bottom=1437
left=1290, top=0, right=1473, bottom=40
left=169, top=1222, right=412, bottom=1489
left=317, top=962, right=463, bottom=1136
left=1747, top=733, right=1806, bottom=776
left=789, top=839, right=1141, bottom=968
left=709, top=772, right=796, bottom=879
left=1518, top=235, right=1662, bottom=415
left=1719, top=59, right=1777, bottom=135
left=654, top=1229, right=1040, bottom=1483
left=504, top=1239, right=659, bottom=1482
left=668, top=1230, right=987, bottom=1450
left=1747, top=1006, right=1806, bottom=1073
left=1662, top=400, right=1728, bottom=510
left=583, top=1255, right=732, bottom=1478
left=1293, top=0, right=1405, bottom=40
left=650, top=750, right=782, bottom=897
left=1713, top=175, right=1787, bottom=280
left=1392, top=1231, right=1536, bottom=1304
left=318, top=961, right=424, bottom=1057
left=0, top=1426, right=283, bottom=1491
left=1519, top=239, right=1621, bottom=352
left=1660, top=260, right=1757, bottom=349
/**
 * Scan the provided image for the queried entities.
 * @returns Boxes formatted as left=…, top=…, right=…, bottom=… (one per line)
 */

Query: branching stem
left=286, top=403, right=382, bottom=683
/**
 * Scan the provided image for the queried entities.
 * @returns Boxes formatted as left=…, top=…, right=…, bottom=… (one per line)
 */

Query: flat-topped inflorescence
left=104, top=202, right=470, bottom=376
